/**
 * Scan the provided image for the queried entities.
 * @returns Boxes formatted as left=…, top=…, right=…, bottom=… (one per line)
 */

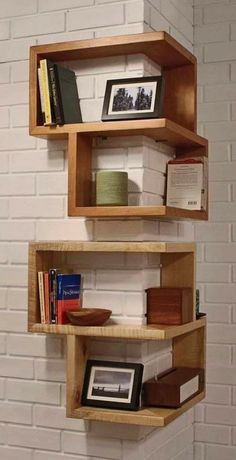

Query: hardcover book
left=57, top=273, right=81, bottom=324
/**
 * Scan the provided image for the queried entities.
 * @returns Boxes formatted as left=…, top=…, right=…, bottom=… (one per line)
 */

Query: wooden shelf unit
left=28, top=240, right=206, bottom=426
left=29, top=31, right=208, bottom=221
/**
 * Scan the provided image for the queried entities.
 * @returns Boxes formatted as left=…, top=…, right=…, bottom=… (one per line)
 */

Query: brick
left=7, top=380, right=60, bottom=405
left=198, top=102, right=229, bottom=122
left=205, top=304, right=230, bottom=323
left=95, top=23, right=144, bottom=38
left=0, top=107, right=9, bottom=128
left=0, top=446, right=32, bottom=460
left=205, top=41, right=236, bottom=63
left=198, top=63, right=229, bottom=85
left=10, top=150, right=64, bottom=173
left=68, top=4, right=124, bottom=31
left=0, top=334, right=6, bottom=354
left=0, top=221, right=35, bottom=241
left=0, top=38, right=36, bottom=62
left=209, top=142, right=230, bottom=162
left=206, top=404, right=236, bottom=425
left=207, top=344, right=231, bottom=365
left=0, top=356, right=33, bottom=379
left=6, top=425, right=60, bottom=451
left=39, top=0, right=93, bottom=11
left=10, top=197, right=64, bottom=218
left=36, top=219, right=93, bottom=241
left=83, top=290, right=123, bottom=315
left=7, top=334, right=62, bottom=358
left=207, top=366, right=236, bottom=385
left=209, top=182, right=230, bottom=202
left=161, top=1, right=193, bottom=42
left=195, top=223, right=229, bottom=242
left=0, top=63, right=10, bottom=83
left=208, top=324, right=236, bottom=344
left=94, top=219, right=158, bottom=241
left=0, top=21, right=10, bottom=40
left=0, top=0, right=37, bottom=18
left=11, top=61, right=29, bottom=82
left=0, top=266, right=27, bottom=287
left=0, top=198, right=8, bottom=217
left=194, top=404, right=204, bottom=422
left=0, top=129, right=36, bottom=151
left=233, top=387, right=236, bottom=404
left=0, top=82, right=28, bottom=106
left=34, top=452, right=90, bottom=460
left=34, top=405, right=87, bottom=431
left=204, top=3, right=236, bottom=23
left=35, top=359, right=65, bottom=382
left=0, top=244, right=8, bottom=263
left=126, top=1, right=145, bottom=24
left=197, top=263, right=229, bottom=282
left=205, top=384, right=231, bottom=405
left=37, top=173, right=67, bottom=195
left=8, top=243, right=28, bottom=264
left=206, top=243, right=236, bottom=262
left=171, top=0, right=193, bottom=23
left=0, top=289, right=7, bottom=309
left=92, top=147, right=126, bottom=169
left=194, top=442, right=204, bottom=460
left=205, top=84, right=236, bottom=103
left=0, top=401, right=31, bottom=424
left=12, top=13, right=65, bottom=38
left=0, top=174, right=35, bottom=196
left=0, top=311, right=26, bottom=332
left=210, top=162, right=236, bottom=181
left=62, top=431, right=121, bottom=458
left=80, top=98, right=103, bottom=122
left=231, top=63, right=236, bottom=82
left=206, top=285, right=236, bottom=303
left=211, top=202, right=236, bottom=221
left=0, top=153, right=8, bottom=173
left=10, top=105, right=28, bottom=127
left=195, top=23, right=229, bottom=44
left=195, top=423, right=230, bottom=444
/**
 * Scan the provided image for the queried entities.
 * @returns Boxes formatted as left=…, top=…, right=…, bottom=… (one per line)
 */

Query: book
left=37, top=68, right=45, bottom=124
left=39, top=59, right=56, bottom=126
left=49, top=268, right=60, bottom=324
left=57, top=273, right=81, bottom=324
left=48, top=63, right=82, bottom=125
left=43, top=271, right=50, bottom=324
left=37, top=271, right=46, bottom=324
left=166, top=157, right=208, bottom=211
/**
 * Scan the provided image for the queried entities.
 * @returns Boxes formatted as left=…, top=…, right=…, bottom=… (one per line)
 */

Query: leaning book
left=57, top=273, right=82, bottom=324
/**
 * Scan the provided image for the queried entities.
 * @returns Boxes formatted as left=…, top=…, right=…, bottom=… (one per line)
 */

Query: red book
left=57, top=273, right=81, bottom=325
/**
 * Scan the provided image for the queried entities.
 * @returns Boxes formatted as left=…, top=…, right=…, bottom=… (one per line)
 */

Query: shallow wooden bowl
left=66, top=308, right=112, bottom=326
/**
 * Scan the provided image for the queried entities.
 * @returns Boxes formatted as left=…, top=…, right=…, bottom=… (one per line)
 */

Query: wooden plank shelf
left=30, top=317, right=206, bottom=340
left=71, top=391, right=205, bottom=427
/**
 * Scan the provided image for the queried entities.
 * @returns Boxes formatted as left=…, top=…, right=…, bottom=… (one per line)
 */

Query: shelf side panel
left=173, top=326, right=206, bottom=370
left=67, top=335, right=88, bottom=417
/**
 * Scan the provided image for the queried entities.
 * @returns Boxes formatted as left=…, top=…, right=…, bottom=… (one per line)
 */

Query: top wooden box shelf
left=29, top=31, right=208, bottom=221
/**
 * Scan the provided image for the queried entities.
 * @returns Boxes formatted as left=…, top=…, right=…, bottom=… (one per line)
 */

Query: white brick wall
left=0, top=1, right=196, bottom=459
left=194, top=0, right=236, bottom=459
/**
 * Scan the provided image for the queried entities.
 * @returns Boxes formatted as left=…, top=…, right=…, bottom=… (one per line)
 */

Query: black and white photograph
left=102, top=76, right=164, bottom=121
left=81, top=360, right=144, bottom=410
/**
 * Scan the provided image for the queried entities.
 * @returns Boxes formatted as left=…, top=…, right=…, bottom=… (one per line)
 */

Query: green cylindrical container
left=96, top=171, right=128, bottom=206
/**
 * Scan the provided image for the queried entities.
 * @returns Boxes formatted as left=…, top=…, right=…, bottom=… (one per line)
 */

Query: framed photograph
left=81, top=360, right=144, bottom=411
left=101, top=76, right=164, bottom=121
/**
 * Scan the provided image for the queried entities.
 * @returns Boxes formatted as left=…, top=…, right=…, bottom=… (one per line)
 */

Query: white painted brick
left=7, top=379, right=60, bottom=404
left=0, top=63, right=10, bottom=83
left=0, top=266, right=27, bottom=287
left=0, top=198, right=8, bottom=217
left=0, top=446, right=32, bottom=460
left=0, top=38, right=36, bottom=62
left=37, top=29, right=94, bottom=45
left=0, top=244, right=8, bottom=263
left=170, top=26, right=193, bottom=53
left=33, top=405, right=87, bottom=431
left=207, top=366, right=236, bottom=385
left=204, top=4, right=236, bottom=23
left=33, top=453, right=94, bottom=460
left=0, top=289, right=7, bottom=309
left=7, top=334, right=62, bottom=358
left=92, top=147, right=126, bottom=170
left=231, top=63, right=236, bottom=82
left=208, top=324, right=236, bottom=344
left=10, top=150, right=64, bottom=173
left=12, top=13, right=65, bottom=38
left=80, top=98, right=103, bottom=122
left=210, top=162, right=236, bottom=181
left=171, top=0, right=193, bottom=23
left=206, top=284, right=236, bottom=303
left=36, top=219, right=93, bottom=241
left=37, top=173, right=67, bottom=195
left=198, top=102, right=229, bottom=122
left=11, top=61, right=29, bottom=82
left=0, top=311, right=26, bottom=332
left=197, top=263, right=229, bottom=282
left=10, top=197, right=64, bottom=218
left=0, top=221, right=35, bottom=241
left=206, top=445, right=236, bottom=460
left=194, top=443, right=204, bottom=460
left=0, top=334, right=6, bottom=354
left=194, top=404, right=204, bottom=422
left=0, top=356, right=33, bottom=379
left=95, top=22, right=144, bottom=38
left=198, top=63, right=229, bottom=85
left=0, top=129, right=36, bottom=151
left=0, top=174, right=35, bottom=196
left=7, top=288, right=27, bottom=310
left=94, top=219, right=158, bottom=241
left=211, top=202, right=236, bottom=221
left=206, top=244, right=236, bottom=262
left=195, top=423, right=230, bottom=444
left=10, top=105, right=28, bottom=127
left=205, top=84, right=236, bottom=103
left=205, top=304, right=230, bottom=323
left=209, top=142, right=230, bottom=162
left=161, top=0, right=193, bottom=42
left=205, top=384, right=231, bottom=405
left=205, top=41, right=236, bottom=63
left=62, top=431, right=121, bottom=458
left=96, top=268, right=157, bottom=291
left=233, top=387, right=236, bottom=404
left=0, top=107, right=9, bottom=127
left=0, top=20, right=10, bottom=40
left=90, top=339, right=126, bottom=360
left=0, top=153, right=8, bottom=172
left=77, top=75, right=94, bottom=99
left=207, top=344, right=231, bottom=365
left=8, top=243, right=28, bottom=264
left=35, top=359, right=65, bottom=382
left=83, top=290, right=123, bottom=314
left=150, top=7, right=170, bottom=32
left=0, top=0, right=37, bottom=18
left=67, top=4, right=124, bottom=31
left=209, top=182, right=230, bottom=202
left=6, top=425, right=60, bottom=451
left=206, top=404, right=236, bottom=425
left=126, top=1, right=145, bottom=24
left=0, top=401, right=31, bottom=424
left=195, top=23, right=229, bottom=44
left=39, top=0, right=93, bottom=11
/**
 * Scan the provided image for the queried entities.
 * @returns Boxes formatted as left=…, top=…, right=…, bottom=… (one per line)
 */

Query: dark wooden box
left=146, top=287, right=193, bottom=325
left=143, top=367, right=205, bottom=408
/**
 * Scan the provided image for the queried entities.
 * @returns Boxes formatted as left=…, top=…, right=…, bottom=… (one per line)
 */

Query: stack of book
left=38, top=270, right=82, bottom=325
left=38, top=59, right=82, bottom=126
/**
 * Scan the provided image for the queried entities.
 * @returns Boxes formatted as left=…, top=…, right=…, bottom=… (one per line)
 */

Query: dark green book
left=48, top=63, right=82, bottom=125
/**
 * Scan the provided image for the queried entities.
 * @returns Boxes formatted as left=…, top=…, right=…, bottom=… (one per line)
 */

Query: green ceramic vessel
left=96, top=171, right=128, bottom=206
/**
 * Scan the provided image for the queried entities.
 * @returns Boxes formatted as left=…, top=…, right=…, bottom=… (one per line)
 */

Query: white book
left=38, top=271, right=46, bottom=324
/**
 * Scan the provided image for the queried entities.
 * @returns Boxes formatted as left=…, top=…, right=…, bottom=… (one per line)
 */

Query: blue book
left=57, top=273, right=81, bottom=324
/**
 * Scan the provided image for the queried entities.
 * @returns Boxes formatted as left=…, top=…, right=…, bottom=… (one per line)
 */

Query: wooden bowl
left=66, top=308, right=112, bottom=326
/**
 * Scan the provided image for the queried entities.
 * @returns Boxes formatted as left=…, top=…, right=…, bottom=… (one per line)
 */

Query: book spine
left=57, top=274, right=81, bottom=324
left=40, top=59, right=54, bottom=126
left=49, top=269, right=58, bottom=324
left=44, top=272, right=50, bottom=324
left=38, top=271, right=45, bottom=324
left=37, top=68, right=46, bottom=124
left=48, top=64, right=64, bottom=125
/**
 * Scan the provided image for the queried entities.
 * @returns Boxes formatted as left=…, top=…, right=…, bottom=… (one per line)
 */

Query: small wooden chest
left=143, top=367, right=204, bottom=408
left=146, top=287, right=193, bottom=325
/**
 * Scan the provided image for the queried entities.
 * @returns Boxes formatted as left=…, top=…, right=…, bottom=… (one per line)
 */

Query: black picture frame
left=101, top=76, right=164, bottom=121
left=81, top=360, right=144, bottom=411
